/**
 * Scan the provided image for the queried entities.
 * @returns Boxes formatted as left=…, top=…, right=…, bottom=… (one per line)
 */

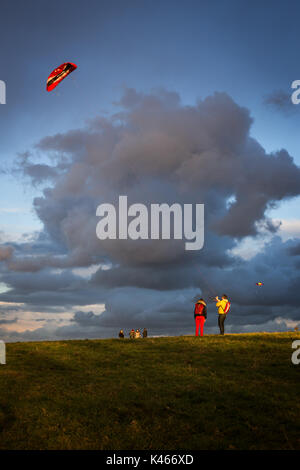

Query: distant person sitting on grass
left=119, top=329, right=124, bottom=339
left=129, top=329, right=135, bottom=339
left=215, top=294, right=230, bottom=335
left=143, top=328, right=148, bottom=338
left=135, top=329, right=141, bottom=339
left=194, top=298, right=207, bottom=337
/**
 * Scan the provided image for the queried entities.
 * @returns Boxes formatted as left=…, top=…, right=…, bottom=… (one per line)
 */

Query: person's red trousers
left=195, top=316, right=205, bottom=336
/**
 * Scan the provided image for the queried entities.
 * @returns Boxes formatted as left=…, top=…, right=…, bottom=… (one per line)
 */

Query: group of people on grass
left=117, top=295, right=230, bottom=340
left=118, top=328, right=148, bottom=339
left=194, top=295, right=230, bottom=337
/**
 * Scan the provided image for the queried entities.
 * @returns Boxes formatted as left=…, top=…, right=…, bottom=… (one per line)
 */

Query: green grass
left=0, top=332, right=299, bottom=450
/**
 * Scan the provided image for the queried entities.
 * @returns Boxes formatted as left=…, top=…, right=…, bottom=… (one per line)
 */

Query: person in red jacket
left=194, top=298, right=207, bottom=337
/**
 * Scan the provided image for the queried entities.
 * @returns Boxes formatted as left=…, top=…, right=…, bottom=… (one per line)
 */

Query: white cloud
left=275, top=218, right=300, bottom=241
left=71, top=303, right=105, bottom=314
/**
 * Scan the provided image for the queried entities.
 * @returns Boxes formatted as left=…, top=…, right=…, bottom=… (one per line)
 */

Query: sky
left=0, top=0, right=300, bottom=341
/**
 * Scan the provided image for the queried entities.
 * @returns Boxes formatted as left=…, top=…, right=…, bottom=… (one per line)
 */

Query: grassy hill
left=0, top=332, right=299, bottom=450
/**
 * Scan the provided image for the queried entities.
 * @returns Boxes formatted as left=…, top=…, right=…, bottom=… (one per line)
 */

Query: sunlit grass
left=0, top=332, right=299, bottom=450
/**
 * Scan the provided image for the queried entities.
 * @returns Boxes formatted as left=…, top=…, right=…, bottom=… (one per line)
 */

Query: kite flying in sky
left=256, top=282, right=264, bottom=287
left=46, top=62, right=77, bottom=92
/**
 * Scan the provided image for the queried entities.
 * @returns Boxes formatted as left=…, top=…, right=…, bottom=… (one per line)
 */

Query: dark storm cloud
left=0, top=305, right=23, bottom=313
left=22, top=161, right=60, bottom=186
left=213, top=148, right=300, bottom=237
left=72, top=310, right=102, bottom=326
left=1, top=88, right=300, bottom=338
left=263, top=89, right=296, bottom=114
left=16, top=89, right=300, bottom=265
left=288, top=242, right=300, bottom=256
left=71, top=287, right=195, bottom=331
left=0, top=318, right=17, bottom=325
left=0, top=246, right=13, bottom=261
left=0, top=269, right=106, bottom=308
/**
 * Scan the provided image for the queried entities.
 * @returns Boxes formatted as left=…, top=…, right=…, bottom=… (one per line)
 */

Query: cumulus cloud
left=1, top=88, right=300, bottom=339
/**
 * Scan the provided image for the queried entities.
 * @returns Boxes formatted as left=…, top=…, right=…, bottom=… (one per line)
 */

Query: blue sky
left=0, top=0, right=300, bottom=339
left=1, top=0, right=300, bottom=222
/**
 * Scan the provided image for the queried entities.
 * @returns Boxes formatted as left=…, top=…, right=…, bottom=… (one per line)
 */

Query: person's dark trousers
left=218, top=314, right=226, bottom=335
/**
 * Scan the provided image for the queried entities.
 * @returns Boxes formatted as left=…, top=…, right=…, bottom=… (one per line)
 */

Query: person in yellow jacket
left=215, top=294, right=229, bottom=335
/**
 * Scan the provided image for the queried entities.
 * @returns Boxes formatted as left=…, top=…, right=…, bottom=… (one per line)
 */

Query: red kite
left=46, top=62, right=77, bottom=92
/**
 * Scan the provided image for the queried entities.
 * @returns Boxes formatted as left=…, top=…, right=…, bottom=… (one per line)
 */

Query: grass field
left=0, top=332, right=299, bottom=450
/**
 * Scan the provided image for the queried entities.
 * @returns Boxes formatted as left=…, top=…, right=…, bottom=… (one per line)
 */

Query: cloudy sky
left=0, top=0, right=300, bottom=341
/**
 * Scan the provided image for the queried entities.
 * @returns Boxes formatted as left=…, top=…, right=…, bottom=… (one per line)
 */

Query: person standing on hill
left=129, top=329, right=135, bottom=339
left=215, top=294, right=230, bottom=335
left=194, top=298, right=207, bottom=337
